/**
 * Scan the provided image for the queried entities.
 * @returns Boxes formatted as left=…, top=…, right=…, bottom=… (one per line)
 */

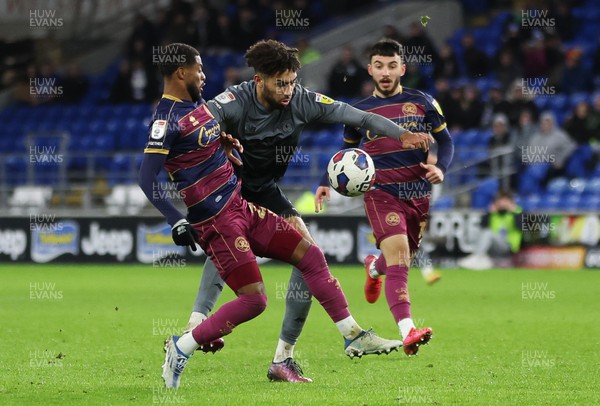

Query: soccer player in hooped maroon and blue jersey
left=316, top=39, right=454, bottom=356
left=138, top=43, right=405, bottom=389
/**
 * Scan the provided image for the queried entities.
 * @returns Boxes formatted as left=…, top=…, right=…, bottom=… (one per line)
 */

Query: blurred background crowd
left=1, top=0, right=599, bottom=213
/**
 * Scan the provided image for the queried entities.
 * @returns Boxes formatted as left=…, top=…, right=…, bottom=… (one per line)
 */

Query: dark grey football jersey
left=207, top=80, right=404, bottom=192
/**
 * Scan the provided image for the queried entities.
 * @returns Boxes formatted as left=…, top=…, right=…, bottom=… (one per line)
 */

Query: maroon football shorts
left=194, top=194, right=303, bottom=285
left=363, top=188, right=430, bottom=255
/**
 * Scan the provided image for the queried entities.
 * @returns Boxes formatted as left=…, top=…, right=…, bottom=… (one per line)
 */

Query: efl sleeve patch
left=215, top=91, right=236, bottom=105
left=150, top=120, right=167, bottom=140
left=315, top=93, right=335, bottom=104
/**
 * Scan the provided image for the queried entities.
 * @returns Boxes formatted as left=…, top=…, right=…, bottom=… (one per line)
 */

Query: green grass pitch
left=1, top=264, right=599, bottom=405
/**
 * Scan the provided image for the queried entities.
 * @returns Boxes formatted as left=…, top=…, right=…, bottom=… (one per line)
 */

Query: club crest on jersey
left=235, top=236, right=250, bottom=252
left=315, top=93, right=334, bottom=104
left=151, top=120, right=167, bottom=140
left=215, top=91, right=235, bottom=104
left=402, top=103, right=418, bottom=116
left=385, top=212, right=401, bottom=226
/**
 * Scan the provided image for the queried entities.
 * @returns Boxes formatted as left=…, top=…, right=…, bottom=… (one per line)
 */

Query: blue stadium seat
left=545, top=95, right=568, bottom=111
left=432, top=195, right=454, bottom=210
left=578, top=196, right=600, bottom=211
left=518, top=164, right=550, bottom=195
left=565, top=145, right=594, bottom=178
left=546, top=177, right=570, bottom=196
left=537, top=193, right=562, bottom=210
left=471, top=177, right=499, bottom=209
left=3, top=156, right=28, bottom=186
left=520, top=194, right=541, bottom=211
left=562, top=194, right=582, bottom=211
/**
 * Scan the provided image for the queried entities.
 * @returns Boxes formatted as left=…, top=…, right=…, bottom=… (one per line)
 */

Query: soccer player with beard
left=315, top=39, right=454, bottom=356
left=180, top=40, right=433, bottom=382
left=138, top=43, right=406, bottom=389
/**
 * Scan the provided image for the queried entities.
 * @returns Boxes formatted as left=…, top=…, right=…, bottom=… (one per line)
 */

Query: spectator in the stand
left=489, top=114, right=512, bottom=149
left=296, top=38, right=321, bottom=65
left=443, top=82, right=463, bottom=130
left=129, top=59, right=159, bottom=102
left=433, top=78, right=453, bottom=109
left=506, top=79, right=539, bottom=127
left=127, top=13, right=156, bottom=58
left=110, top=59, right=158, bottom=103
left=527, top=111, right=577, bottom=184
left=164, top=13, right=196, bottom=45
left=237, top=6, right=260, bottom=51
left=458, top=191, right=522, bottom=270
left=564, top=101, right=598, bottom=145
left=495, top=48, right=522, bottom=91
left=501, top=23, right=522, bottom=61
left=560, top=48, right=591, bottom=94
left=402, top=64, right=427, bottom=90
left=381, top=24, right=404, bottom=43
left=360, top=79, right=375, bottom=98
left=544, top=33, right=565, bottom=88
left=589, top=93, right=600, bottom=138
left=128, top=39, right=154, bottom=70
left=487, top=113, right=514, bottom=176
left=111, top=60, right=134, bottom=102
left=327, top=46, right=367, bottom=99
left=481, top=85, right=511, bottom=128
left=462, top=32, right=489, bottom=77
left=60, top=63, right=89, bottom=103
left=433, top=43, right=459, bottom=80
left=222, top=66, right=242, bottom=89
left=191, top=3, right=218, bottom=49
left=213, top=13, right=239, bottom=49
left=454, top=84, right=483, bottom=130
left=551, top=2, right=576, bottom=41
left=593, top=41, right=600, bottom=79
left=523, top=30, right=548, bottom=79
left=403, top=22, right=438, bottom=66
left=512, top=109, right=537, bottom=159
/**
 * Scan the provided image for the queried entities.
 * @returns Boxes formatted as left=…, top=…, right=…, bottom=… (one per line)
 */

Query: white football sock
left=398, top=318, right=416, bottom=340
left=335, top=316, right=363, bottom=340
left=273, top=339, right=295, bottom=363
left=176, top=331, right=199, bottom=356
left=188, top=311, right=207, bottom=326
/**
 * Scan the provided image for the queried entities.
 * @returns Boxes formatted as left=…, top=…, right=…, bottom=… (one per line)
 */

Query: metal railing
left=0, top=145, right=514, bottom=217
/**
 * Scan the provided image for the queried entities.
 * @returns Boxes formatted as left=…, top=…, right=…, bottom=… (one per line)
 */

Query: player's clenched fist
left=400, top=131, right=435, bottom=152
left=171, top=219, right=199, bottom=251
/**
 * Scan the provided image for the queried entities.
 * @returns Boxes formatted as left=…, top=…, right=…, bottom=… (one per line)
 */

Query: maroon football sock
left=191, top=293, right=267, bottom=344
left=384, top=264, right=411, bottom=323
left=295, top=245, right=350, bottom=322
left=375, top=255, right=387, bottom=275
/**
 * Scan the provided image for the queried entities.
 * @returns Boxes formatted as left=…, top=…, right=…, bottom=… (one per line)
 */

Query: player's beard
left=187, top=82, right=201, bottom=103
left=375, top=77, right=400, bottom=96
left=263, top=87, right=288, bottom=110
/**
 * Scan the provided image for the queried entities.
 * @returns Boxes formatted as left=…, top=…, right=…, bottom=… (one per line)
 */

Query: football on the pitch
left=327, top=148, right=376, bottom=197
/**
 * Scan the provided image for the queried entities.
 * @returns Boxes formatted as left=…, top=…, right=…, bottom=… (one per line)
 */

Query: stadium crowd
left=1, top=0, right=600, bottom=200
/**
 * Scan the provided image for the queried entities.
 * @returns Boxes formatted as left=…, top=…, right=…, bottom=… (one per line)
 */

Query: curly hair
left=245, top=40, right=301, bottom=76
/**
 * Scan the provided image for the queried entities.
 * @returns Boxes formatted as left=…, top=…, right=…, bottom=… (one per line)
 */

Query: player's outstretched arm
left=138, top=153, right=185, bottom=226
left=325, top=102, right=434, bottom=151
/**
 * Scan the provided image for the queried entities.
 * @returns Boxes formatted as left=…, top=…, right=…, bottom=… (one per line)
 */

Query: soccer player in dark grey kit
left=183, top=40, right=432, bottom=382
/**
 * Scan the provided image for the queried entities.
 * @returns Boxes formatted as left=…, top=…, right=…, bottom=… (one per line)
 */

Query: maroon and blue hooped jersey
left=143, top=95, right=239, bottom=224
left=343, top=87, right=449, bottom=199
